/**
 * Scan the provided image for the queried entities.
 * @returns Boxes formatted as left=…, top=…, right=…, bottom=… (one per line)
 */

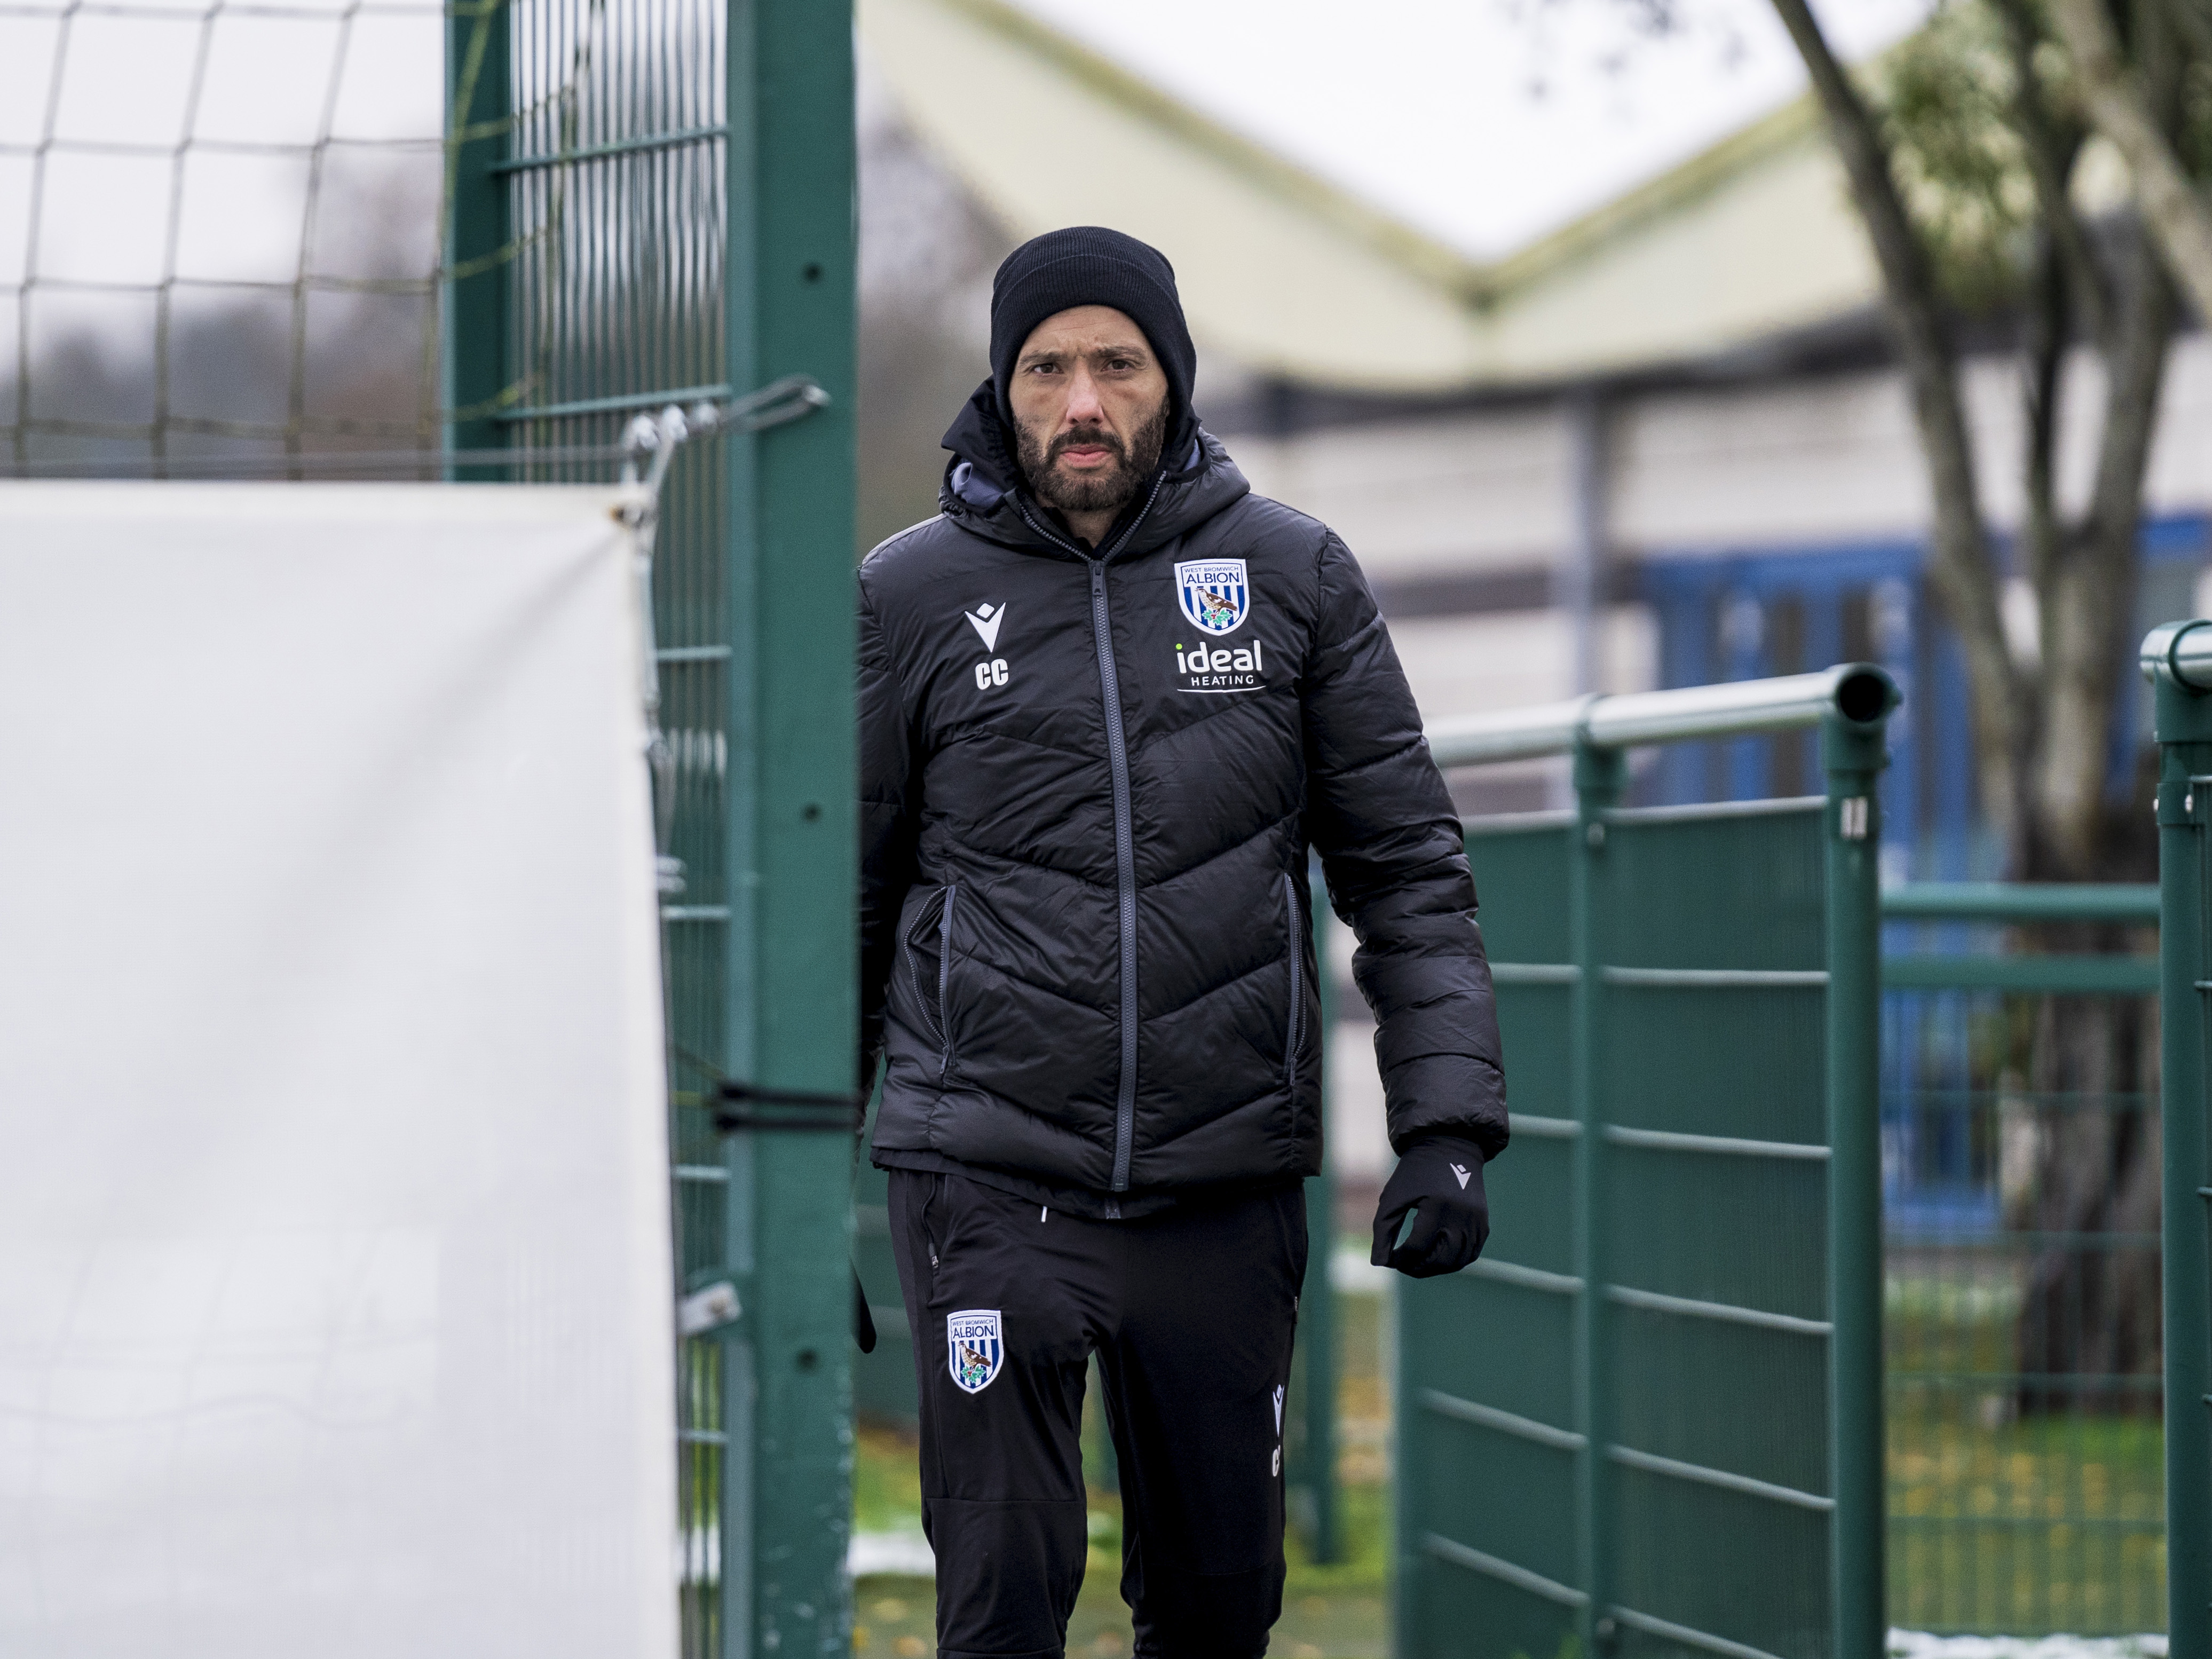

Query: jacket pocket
left=1281, top=873, right=1304, bottom=1091
left=905, top=886, right=955, bottom=1058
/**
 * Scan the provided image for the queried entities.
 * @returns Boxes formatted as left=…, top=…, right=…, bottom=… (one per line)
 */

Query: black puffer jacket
left=859, top=384, right=1505, bottom=1204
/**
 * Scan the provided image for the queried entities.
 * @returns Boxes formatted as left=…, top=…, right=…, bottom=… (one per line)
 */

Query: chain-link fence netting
left=1884, top=978, right=2167, bottom=1634
left=0, top=0, right=471, bottom=475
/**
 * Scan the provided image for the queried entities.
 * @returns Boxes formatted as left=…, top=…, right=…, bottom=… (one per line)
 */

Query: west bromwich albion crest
left=947, top=1308, right=1004, bottom=1394
left=1175, top=558, right=1250, bottom=636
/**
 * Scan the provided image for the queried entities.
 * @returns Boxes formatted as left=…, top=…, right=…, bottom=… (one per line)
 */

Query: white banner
left=0, top=484, right=675, bottom=1658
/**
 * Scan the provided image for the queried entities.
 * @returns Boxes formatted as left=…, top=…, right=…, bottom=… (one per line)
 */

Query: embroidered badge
left=1175, top=558, right=1250, bottom=636
left=947, top=1308, right=1004, bottom=1395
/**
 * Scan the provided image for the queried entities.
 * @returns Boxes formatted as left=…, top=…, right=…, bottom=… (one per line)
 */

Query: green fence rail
left=1877, top=884, right=2164, bottom=1634
left=2146, top=621, right=2212, bottom=1659
left=1404, top=665, right=1897, bottom=1659
left=1286, top=863, right=1343, bottom=1566
left=445, top=4, right=858, bottom=1653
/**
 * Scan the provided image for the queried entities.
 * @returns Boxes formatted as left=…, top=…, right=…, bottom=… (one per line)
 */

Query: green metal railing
left=1403, top=665, right=1898, bottom=1659
left=445, top=4, right=858, bottom=1653
left=2145, top=621, right=2212, bottom=1659
left=1878, top=884, right=2165, bottom=1633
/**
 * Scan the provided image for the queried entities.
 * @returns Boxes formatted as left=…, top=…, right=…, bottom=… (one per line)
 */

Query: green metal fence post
left=722, top=2, right=858, bottom=1653
left=1822, top=691, right=1894, bottom=1659
left=441, top=0, right=509, bottom=473
left=1297, top=864, right=1341, bottom=1565
left=2150, top=625, right=2212, bottom=1659
left=1570, top=737, right=1623, bottom=1653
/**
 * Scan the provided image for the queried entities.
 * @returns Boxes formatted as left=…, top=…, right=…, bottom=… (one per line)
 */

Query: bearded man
left=857, top=226, right=1506, bottom=1658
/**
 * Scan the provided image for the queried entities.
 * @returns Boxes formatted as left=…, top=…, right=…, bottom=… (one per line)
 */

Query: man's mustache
left=1048, top=425, right=1128, bottom=465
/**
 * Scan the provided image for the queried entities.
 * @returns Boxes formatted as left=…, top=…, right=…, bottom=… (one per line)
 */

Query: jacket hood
left=936, top=377, right=1249, bottom=559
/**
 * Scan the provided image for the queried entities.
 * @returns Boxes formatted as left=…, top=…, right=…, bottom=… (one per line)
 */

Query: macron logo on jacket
left=965, top=602, right=1005, bottom=651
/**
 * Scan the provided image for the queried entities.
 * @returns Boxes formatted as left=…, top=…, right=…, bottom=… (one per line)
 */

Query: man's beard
left=1016, top=401, right=1169, bottom=519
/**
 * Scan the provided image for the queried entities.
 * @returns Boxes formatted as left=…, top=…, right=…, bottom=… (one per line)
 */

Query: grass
left=853, top=1419, right=926, bottom=1538
left=1889, top=1400, right=2166, bottom=1633
left=1886, top=1266, right=2167, bottom=1634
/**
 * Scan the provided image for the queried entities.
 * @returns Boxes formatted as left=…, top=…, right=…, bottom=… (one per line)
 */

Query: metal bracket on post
left=2144, top=620, right=2212, bottom=1659
left=679, top=1276, right=745, bottom=1338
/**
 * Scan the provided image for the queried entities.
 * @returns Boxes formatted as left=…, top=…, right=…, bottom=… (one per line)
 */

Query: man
left=858, top=226, right=1505, bottom=1658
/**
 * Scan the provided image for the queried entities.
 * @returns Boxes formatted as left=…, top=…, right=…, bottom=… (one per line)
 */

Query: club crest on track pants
left=886, top=1169, right=1308, bottom=1659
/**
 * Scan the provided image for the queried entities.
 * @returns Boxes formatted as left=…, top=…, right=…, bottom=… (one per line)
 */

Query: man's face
left=1008, top=305, right=1170, bottom=519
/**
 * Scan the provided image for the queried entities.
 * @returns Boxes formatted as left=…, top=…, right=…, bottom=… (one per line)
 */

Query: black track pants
left=886, top=1170, right=1307, bottom=1659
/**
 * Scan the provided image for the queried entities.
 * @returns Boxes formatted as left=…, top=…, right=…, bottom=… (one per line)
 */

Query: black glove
left=1371, top=1135, right=1490, bottom=1279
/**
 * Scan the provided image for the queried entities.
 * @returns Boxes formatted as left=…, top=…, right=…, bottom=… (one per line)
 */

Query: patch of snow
left=1331, top=1244, right=1392, bottom=1295
left=850, top=1531, right=935, bottom=1578
left=1890, top=1633, right=2167, bottom=1659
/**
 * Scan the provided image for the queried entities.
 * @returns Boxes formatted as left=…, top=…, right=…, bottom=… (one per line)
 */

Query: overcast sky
left=0, top=0, right=1927, bottom=367
left=2, top=1, right=443, bottom=380
left=1006, top=0, right=1930, bottom=259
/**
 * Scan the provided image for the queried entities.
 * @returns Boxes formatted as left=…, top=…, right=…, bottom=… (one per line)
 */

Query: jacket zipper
left=1014, top=479, right=1164, bottom=1195
left=938, top=885, right=959, bottom=1081
left=1282, top=873, right=1303, bottom=1089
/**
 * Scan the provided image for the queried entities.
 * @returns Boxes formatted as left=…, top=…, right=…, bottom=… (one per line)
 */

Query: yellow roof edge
left=1476, top=96, right=1826, bottom=300
left=905, top=0, right=1838, bottom=317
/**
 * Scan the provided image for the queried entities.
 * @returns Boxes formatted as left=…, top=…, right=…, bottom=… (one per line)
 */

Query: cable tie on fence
left=715, top=373, right=834, bottom=434
left=619, top=374, right=830, bottom=497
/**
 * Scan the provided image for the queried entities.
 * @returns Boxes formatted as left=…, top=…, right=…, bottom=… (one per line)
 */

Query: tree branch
left=2036, top=216, right=2174, bottom=873
left=2160, top=0, right=2212, bottom=68
left=2020, top=233, right=2067, bottom=608
left=2030, top=0, right=2182, bottom=875
left=2051, top=0, right=2212, bottom=325
left=1767, top=0, right=2024, bottom=839
left=1992, top=0, right=2110, bottom=343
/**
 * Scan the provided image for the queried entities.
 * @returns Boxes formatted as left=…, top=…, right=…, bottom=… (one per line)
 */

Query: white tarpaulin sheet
left=0, top=484, right=676, bottom=1658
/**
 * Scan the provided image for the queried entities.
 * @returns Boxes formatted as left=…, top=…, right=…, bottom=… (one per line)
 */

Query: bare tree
left=1768, top=0, right=2187, bottom=1400
left=1773, top=0, right=2177, bottom=878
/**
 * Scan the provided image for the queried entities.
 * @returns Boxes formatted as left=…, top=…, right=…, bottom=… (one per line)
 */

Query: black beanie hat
left=989, top=227, right=1197, bottom=428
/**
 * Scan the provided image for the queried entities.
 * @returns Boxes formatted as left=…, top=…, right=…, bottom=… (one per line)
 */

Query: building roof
left=859, top=0, right=1885, bottom=392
